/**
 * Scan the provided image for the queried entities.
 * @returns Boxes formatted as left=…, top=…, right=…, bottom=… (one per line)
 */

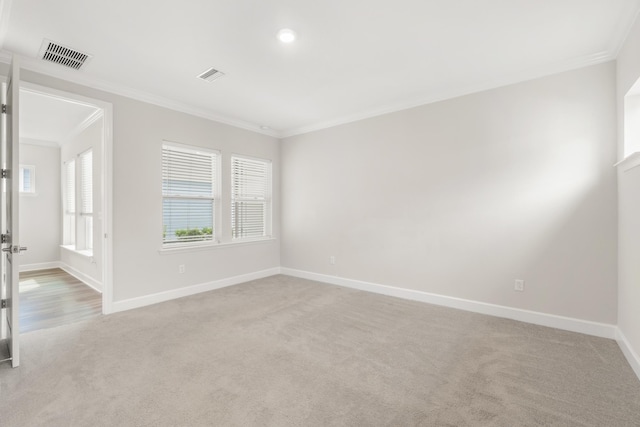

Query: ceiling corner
left=0, top=0, right=14, bottom=50
left=609, top=0, right=640, bottom=57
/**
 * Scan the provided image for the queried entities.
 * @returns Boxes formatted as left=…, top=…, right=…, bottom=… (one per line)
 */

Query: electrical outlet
left=179, top=264, right=186, bottom=274
left=514, top=279, right=524, bottom=292
left=329, top=256, right=336, bottom=265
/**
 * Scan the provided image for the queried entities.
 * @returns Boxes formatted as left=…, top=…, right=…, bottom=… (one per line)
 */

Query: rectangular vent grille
left=40, top=40, right=91, bottom=70
left=198, top=67, right=225, bottom=82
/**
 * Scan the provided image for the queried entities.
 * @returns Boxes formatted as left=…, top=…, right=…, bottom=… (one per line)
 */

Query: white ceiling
left=19, top=89, right=100, bottom=144
left=1, top=0, right=639, bottom=137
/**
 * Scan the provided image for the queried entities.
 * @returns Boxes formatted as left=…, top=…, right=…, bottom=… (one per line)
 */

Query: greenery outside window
left=162, top=142, right=219, bottom=246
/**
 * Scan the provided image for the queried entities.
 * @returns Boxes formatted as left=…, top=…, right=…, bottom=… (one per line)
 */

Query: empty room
left=1, top=1, right=640, bottom=426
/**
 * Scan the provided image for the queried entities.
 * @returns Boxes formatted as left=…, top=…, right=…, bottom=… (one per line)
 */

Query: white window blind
left=80, top=150, right=93, bottom=215
left=162, top=143, right=217, bottom=245
left=231, top=156, right=271, bottom=239
left=79, top=150, right=93, bottom=250
left=63, top=159, right=76, bottom=245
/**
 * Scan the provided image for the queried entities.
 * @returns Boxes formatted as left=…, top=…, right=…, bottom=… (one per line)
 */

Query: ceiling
left=19, top=89, right=100, bottom=144
left=1, top=0, right=639, bottom=138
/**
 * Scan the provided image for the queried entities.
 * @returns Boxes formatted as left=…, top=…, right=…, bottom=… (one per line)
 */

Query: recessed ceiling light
left=260, top=125, right=271, bottom=130
left=277, top=28, right=297, bottom=43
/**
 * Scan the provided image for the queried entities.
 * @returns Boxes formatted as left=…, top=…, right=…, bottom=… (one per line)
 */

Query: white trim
left=280, top=268, right=617, bottom=339
left=20, top=84, right=103, bottom=146
left=18, top=261, right=102, bottom=294
left=615, top=152, right=640, bottom=172
left=111, top=267, right=281, bottom=313
left=0, top=50, right=279, bottom=138
left=17, top=80, right=115, bottom=314
left=61, top=108, right=103, bottom=146
left=20, top=137, right=59, bottom=148
left=59, top=263, right=102, bottom=293
left=0, top=49, right=618, bottom=140
left=281, top=52, right=614, bottom=138
left=616, top=328, right=640, bottom=381
left=102, top=99, right=114, bottom=314
left=158, top=237, right=277, bottom=255
left=19, top=261, right=61, bottom=272
left=60, top=245, right=93, bottom=258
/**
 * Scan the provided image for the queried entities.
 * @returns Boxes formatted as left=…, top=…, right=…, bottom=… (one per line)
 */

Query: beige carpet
left=1, top=275, right=639, bottom=426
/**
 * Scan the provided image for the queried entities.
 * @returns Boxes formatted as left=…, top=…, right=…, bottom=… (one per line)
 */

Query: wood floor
left=19, top=268, right=102, bottom=333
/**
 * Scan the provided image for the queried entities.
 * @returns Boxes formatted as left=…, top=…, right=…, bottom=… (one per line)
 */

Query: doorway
left=18, top=82, right=113, bottom=330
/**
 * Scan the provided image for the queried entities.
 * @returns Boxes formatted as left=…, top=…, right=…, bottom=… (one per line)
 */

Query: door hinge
left=1, top=169, right=8, bottom=179
left=0, top=234, right=9, bottom=244
left=1, top=300, right=6, bottom=309
left=1, top=104, right=6, bottom=114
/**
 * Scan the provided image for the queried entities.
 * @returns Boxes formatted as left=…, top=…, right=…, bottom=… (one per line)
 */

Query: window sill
left=615, top=152, right=640, bottom=172
left=158, top=237, right=276, bottom=255
left=60, top=245, right=93, bottom=258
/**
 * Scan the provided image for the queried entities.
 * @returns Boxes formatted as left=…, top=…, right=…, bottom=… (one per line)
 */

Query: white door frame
left=19, top=81, right=114, bottom=314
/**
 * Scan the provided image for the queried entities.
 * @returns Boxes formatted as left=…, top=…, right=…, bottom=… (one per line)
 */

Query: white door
left=0, top=56, right=23, bottom=368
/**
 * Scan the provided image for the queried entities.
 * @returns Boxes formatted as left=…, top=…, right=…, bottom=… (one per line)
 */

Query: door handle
left=2, top=245, right=27, bottom=254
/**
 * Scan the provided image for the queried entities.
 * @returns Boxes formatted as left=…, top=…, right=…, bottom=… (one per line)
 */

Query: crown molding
left=281, top=51, right=615, bottom=138
left=0, top=50, right=282, bottom=139
left=61, top=108, right=104, bottom=146
left=20, top=137, right=59, bottom=148
left=2, top=47, right=618, bottom=141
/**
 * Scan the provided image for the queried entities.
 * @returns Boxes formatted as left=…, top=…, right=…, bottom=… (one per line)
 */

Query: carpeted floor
left=1, top=274, right=639, bottom=426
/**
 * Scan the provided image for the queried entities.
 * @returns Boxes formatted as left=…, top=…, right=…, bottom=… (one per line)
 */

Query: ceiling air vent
left=197, top=67, right=225, bottom=82
left=39, top=40, right=92, bottom=70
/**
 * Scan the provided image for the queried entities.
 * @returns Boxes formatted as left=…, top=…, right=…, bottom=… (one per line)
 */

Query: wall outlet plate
left=514, top=279, right=525, bottom=292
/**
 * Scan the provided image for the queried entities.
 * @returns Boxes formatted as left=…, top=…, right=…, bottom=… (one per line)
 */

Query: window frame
left=18, top=164, right=36, bottom=195
left=230, top=154, right=272, bottom=241
left=161, top=141, right=221, bottom=248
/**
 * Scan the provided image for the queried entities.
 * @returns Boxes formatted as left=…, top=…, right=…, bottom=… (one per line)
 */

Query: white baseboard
left=616, top=328, right=640, bottom=381
left=20, top=261, right=61, bottom=272
left=280, top=268, right=617, bottom=340
left=112, top=267, right=281, bottom=313
left=59, top=263, right=102, bottom=293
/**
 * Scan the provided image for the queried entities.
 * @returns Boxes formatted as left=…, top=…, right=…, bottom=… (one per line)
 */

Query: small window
left=162, top=142, right=219, bottom=246
left=231, top=155, right=272, bottom=240
left=19, top=165, right=36, bottom=194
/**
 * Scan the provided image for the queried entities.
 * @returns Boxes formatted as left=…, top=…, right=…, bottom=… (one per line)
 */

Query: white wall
left=624, top=94, right=640, bottom=156
left=60, top=117, right=103, bottom=289
left=282, top=62, right=617, bottom=324
left=616, top=15, right=640, bottom=371
left=13, top=69, right=280, bottom=304
left=18, top=142, right=60, bottom=267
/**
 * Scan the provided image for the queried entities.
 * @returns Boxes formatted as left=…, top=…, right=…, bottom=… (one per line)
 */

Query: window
left=78, top=149, right=93, bottom=251
left=19, top=165, right=36, bottom=194
left=231, top=155, right=272, bottom=240
left=63, top=151, right=93, bottom=252
left=63, top=159, right=76, bottom=246
left=162, top=142, right=218, bottom=246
